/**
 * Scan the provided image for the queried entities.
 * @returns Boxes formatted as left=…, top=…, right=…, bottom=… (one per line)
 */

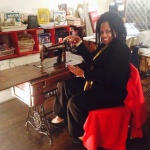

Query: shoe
left=50, top=116, right=65, bottom=124
left=78, top=136, right=83, bottom=141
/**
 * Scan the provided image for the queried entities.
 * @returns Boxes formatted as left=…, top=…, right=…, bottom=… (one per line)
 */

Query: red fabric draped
left=83, top=64, right=147, bottom=150
left=124, top=64, right=147, bottom=138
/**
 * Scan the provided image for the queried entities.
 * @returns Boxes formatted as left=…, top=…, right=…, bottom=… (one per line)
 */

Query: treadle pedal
left=47, top=121, right=65, bottom=132
left=46, top=111, right=56, bottom=119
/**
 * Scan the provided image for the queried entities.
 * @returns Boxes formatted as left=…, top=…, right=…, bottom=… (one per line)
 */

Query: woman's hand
left=67, top=65, right=84, bottom=77
left=64, top=35, right=82, bottom=45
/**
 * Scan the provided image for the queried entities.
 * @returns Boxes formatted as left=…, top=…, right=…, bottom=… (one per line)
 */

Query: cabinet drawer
left=44, top=71, right=72, bottom=88
left=31, top=82, right=43, bottom=95
left=16, top=82, right=30, bottom=92
left=13, top=86, right=44, bottom=107
left=16, top=82, right=43, bottom=95
left=13, top=86, right=31, bottom=106
left=31, top=94, right=44, bottom=107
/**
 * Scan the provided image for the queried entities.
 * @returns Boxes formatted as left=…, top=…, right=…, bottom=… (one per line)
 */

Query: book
left=89, top=11, right=100, bottom=33
left=37, top=8, right=50, bottom=24
left=38, top=33, right=52, bottom=47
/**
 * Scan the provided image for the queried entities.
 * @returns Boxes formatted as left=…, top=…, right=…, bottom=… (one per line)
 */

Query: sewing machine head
left=0, top=12, right=21, bottom=26
left=0, top=12, right=27, bottom=32
left=38, top=39, right=77, bottom=68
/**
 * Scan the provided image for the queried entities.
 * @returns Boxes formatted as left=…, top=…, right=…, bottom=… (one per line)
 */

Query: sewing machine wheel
left=33, top=111, right=42, bottom=129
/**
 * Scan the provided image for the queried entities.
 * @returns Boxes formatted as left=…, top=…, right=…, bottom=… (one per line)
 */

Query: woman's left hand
left=67, top=65, right=84, bottom=77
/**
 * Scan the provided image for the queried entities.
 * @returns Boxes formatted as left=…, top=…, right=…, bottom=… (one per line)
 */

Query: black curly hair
left=96, top=12, right=127, bottom=45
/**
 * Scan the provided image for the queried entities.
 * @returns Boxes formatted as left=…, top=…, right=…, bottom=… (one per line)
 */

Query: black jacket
left=74, top=38, right=131, bottom=105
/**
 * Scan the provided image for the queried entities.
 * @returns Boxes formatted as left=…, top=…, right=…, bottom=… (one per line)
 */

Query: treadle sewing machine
left=0, top=41, right=83, bottom=145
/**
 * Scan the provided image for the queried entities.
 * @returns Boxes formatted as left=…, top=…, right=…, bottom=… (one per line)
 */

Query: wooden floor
left=0, top=93, right=150, bottom=150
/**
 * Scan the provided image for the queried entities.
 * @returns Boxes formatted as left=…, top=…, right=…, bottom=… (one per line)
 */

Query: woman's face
left=100, top=22, right=114, bottom=45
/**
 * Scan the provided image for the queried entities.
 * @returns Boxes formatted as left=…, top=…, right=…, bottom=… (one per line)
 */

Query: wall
left=0, top=0, right=112, bottom=15
left=95, top=0, right=114, bottom=14
left=0, top=0, right=82, bottom=14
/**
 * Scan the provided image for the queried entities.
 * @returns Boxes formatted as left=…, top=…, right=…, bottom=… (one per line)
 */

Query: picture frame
left=37, top=8, right=50, bottom=24
left=38, top=33, right=52, bottom=47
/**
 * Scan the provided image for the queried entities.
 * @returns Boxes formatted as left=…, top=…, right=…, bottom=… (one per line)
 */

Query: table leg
left=25, top=102, right=65, bottom=145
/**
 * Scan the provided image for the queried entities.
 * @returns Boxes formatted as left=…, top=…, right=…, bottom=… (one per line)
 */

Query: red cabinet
left=44, top=25, right=70, bottom=44
left=0, top=25, right=71, bottom=61
left=0, top=29, right=40, bottom=60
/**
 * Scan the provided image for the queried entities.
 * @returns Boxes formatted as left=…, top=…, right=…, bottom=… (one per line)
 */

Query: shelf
left=0, top=54, right=18, bottom=60
left=44, top=25, right=70, bottom=44
left=19, top=50, right=39, bottom=56
left=0, top=25, right=71, bottom=61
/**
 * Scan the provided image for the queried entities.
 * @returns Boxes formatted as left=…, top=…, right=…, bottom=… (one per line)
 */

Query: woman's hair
left=96, top=11, right=127, bottom=45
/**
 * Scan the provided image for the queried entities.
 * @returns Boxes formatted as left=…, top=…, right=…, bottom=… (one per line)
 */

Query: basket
left=18, top=34, right=35, bottom=52
left=0, top=48, right=15, bottom=57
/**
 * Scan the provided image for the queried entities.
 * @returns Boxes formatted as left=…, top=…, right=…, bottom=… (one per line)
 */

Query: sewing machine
left=37, top=40, right=77, bottom=68
left=0, top=12, right=27, bottom=32
left=51, top=10, right=67, bottom=26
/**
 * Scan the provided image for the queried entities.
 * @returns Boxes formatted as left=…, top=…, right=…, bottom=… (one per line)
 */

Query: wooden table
left=0, top=53, right=83, bottom=91
left=0, top=52, right=84, bottom=145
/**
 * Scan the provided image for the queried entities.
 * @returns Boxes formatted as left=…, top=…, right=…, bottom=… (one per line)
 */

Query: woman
left=51, top=12, right=131, bottom=142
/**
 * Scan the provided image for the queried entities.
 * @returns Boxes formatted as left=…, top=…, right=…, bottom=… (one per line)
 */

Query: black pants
left=53, top=77, right=86, bottom=137
left=53, top=77, right=124, bottom=138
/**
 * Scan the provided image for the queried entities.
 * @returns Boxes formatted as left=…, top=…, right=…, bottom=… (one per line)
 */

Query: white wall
left=0, top=0, right=84, bottom=14
left=96, top=0, right=114, bottom=14
left=0, top=0, right=112, bottom=15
